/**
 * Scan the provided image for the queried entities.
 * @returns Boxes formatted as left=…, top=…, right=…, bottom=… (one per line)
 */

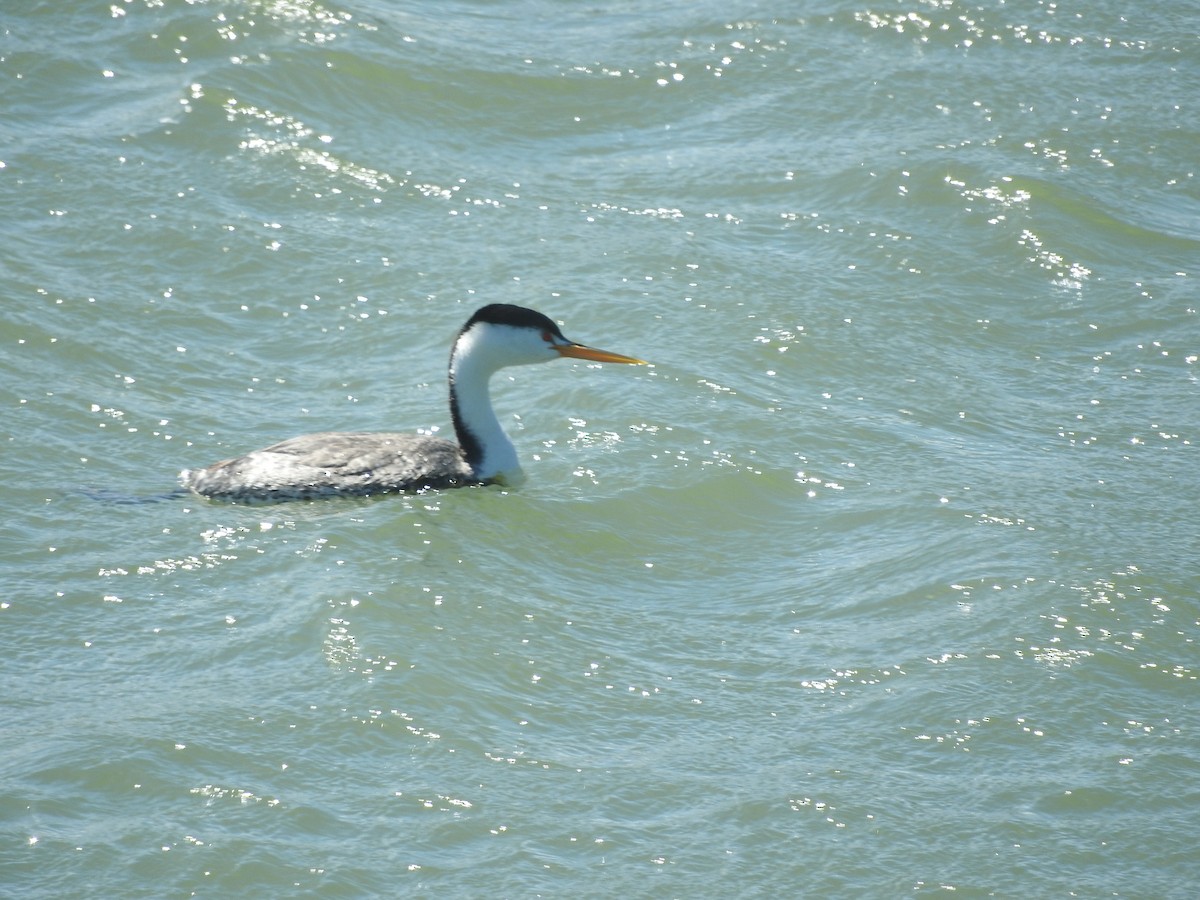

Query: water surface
left=1, top=0, right=1197, bottom=895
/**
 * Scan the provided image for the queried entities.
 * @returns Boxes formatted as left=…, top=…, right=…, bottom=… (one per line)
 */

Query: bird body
left=181, top=431, right=476, bottom=500
left=180, top=304, right=645, bottom=501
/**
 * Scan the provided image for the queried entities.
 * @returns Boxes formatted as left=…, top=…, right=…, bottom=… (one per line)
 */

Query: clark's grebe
left=180, top=304, right=646, bottom=501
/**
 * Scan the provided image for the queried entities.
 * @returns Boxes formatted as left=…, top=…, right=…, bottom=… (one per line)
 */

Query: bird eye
left=541, top=330, right=554, bottom=344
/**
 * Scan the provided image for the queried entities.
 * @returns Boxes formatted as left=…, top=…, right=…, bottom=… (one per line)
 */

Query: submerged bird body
left=181, top=431, right=477, bottom=500
left=180, top=304, right=644, bottom=501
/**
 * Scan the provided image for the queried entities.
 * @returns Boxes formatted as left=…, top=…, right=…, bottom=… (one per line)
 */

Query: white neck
left=448, top=329, right=521, bottom=481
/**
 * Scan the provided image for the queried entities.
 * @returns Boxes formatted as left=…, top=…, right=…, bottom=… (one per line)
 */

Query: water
left=2, top=0, right=1197, bottom=895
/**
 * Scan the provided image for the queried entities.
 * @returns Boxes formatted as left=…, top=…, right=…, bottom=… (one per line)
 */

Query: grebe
left=180, top=304, right=646, bottom=501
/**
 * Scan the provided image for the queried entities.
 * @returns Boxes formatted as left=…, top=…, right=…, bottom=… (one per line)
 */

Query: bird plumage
left=180, top=304, right=644, bottom=501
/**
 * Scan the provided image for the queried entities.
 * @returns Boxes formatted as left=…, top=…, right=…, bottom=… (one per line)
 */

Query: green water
left=2, top=0, right=1198, bottom=896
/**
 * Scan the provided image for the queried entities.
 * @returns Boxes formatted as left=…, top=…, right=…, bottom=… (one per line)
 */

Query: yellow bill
left=556, top=343, right=648, bottom=365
